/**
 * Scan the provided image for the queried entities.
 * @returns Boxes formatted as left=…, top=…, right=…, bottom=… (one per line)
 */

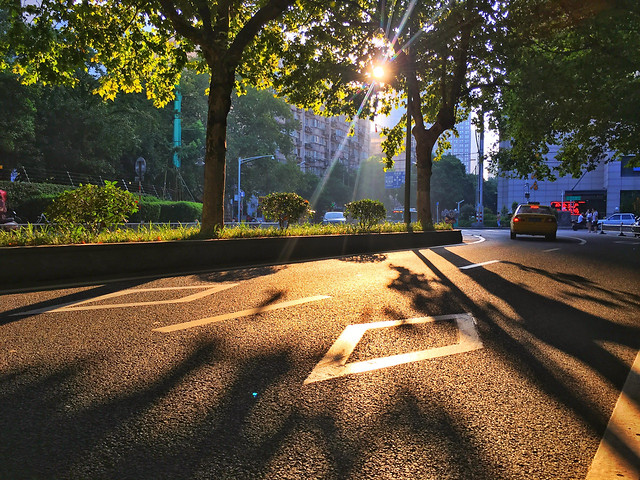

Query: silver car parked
left=322, top=211, right=347, bottom=224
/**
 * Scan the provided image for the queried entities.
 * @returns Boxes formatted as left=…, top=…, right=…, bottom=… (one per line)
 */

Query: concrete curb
left=1, top=230, right=462, bottom=290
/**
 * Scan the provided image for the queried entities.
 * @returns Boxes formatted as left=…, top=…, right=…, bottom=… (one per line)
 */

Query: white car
left=322, top=211, right=347, bottom=224
left=599, top=213, right=636, bottom=227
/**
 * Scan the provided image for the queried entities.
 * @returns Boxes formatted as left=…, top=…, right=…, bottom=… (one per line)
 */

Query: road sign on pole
left=385, top=171, right=405, bottom=189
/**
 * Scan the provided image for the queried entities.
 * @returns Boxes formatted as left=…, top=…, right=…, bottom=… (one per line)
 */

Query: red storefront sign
left=550, top=201, right=585, bottom=215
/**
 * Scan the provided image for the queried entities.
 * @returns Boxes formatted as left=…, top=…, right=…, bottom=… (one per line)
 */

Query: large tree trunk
left=200, top=70, right=235, bottom=237
left=413, top=126, right=442, bottom=228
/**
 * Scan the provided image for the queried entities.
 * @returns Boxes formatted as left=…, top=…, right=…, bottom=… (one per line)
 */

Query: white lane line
left=543, top=248, right=561, bottom=253
left=614, top=241, right=640, bottom=245
left=586, top=350, right=640, bottom=479
left=13, top=284, right=238, bottom=315
left=304, top=313, right=482, bottom=384
left=459, top=260, right=500, bottom=270
left=465, top=235, right=486, bottom=245
left=153, top=295, right=331, bottom=333
left=565, top=236, right=587, bottom=245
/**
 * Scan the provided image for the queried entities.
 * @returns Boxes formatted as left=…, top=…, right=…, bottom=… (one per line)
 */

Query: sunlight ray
left=390, top=0, right=419, bottom=47
left=308, top=83, right=376, bottom=209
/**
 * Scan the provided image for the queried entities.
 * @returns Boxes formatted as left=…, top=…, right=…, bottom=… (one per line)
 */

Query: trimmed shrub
left=46, top=181, right=138, bottom=232
left=261, top=192, right=311, bottom=229
left=129, top=200, right=162, bottom=223
left=158, top=201, right=202, bottom=223
left=345, top=199, right=386, bottom=228
left=0, top=181, right=71, bottom=214
left=17, top=194, right=57, bottom=222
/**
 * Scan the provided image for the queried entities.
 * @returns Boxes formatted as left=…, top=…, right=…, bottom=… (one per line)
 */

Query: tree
left=276, top=0, right=509, bottom=228
left=0, top=72, right=38, bottom=169
left=226, top=85, right=299, bottom=203
left=430, top=154, right=474, bottom=212
left=491, top=1, right=640, bottom=179
left=353, top=156, right=399, bottom=213
left=3, top=0, right=315, bottom=236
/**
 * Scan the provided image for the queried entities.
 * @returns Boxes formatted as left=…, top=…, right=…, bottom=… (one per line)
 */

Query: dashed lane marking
left=586, top=350, right=640, bottom=479
left=304, top=313, right=483, bottom=385
left=153, top=295, right=331, bottom=333
left=614, top=241, right=640, bottom=245
left=459, top=260, right=500, bottom=270
left=12, top=284, right=238, bottom=316
left=542, top=248, right=561, bottom=252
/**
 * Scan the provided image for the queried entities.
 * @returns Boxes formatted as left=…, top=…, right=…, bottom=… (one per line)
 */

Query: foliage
left=275, top=0, right=511, bottom=227
left=345, top=199, right=386, bottom=229
left=157, top=201, right=202, bottom=223
left=0, top=180, right=70, bottom=211
left=129, top=200, right=162, bottom=223
left=2, top=0, right=319, bottom=235
left=353, top=156, right=399, bottom=212
left=492, top=2, right=640, bottom=179
left=260, top=192, right=311, bottom=229
left=431, top=155, right=474, bottom=212
left=14, top=194, right=57, bottom=223
left=45, top=181, right=138, bottom=233
left=0, top=220, right=453, bottom=247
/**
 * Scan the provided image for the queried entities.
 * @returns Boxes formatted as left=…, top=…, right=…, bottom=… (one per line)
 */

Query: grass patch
left=0, top=221, right=453, bottom=247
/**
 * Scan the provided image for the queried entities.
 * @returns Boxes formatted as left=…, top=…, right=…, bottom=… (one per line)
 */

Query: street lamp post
left=237, top=155, right=274, bottom=222
left=456, top=199, right=464, bottom=228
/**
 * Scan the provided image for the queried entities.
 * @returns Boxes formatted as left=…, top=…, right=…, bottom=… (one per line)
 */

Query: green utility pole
left=173, top=85, right=182, bottom=168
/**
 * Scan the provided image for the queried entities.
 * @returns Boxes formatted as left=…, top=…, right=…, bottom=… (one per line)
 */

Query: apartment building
left=288, top=107, right=373, bottom=177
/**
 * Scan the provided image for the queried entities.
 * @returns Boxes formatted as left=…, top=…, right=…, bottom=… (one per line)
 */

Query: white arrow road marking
left=304, top=313, right=482, bottom=384
left=153, top=295, right=331, bottom=333
left=459, top=260, right=500, bottom=270
left=13, top=284, right=238, bottom=315
left=586, top=350, right=640, bottom=479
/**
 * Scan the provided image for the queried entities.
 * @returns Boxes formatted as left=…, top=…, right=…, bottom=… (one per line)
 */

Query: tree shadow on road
left=0, top=279, right=147, bottom=327
left=411, top=247, right=640, bottom=472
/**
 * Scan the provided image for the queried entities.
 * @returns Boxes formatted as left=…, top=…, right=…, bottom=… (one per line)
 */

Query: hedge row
left=129, top=200, right=202, bottom=223
left=0, top=181, right=202, bottom=223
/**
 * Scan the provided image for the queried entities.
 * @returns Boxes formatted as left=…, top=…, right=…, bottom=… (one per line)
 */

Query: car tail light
left=513, top=216, right=522, bottom=222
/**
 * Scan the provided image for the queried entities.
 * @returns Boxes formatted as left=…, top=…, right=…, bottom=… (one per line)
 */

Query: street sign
left=135, top=157, right=147, bottom=180
left=385, top=171, right=405, bottom=189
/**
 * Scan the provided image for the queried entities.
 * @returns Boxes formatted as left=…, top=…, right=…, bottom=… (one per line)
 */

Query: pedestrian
left=592, top=209, right=599, bottom=232
left=586, top=209, right=593, bottom=232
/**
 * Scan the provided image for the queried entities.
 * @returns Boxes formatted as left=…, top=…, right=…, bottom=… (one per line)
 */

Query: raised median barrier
left=1, top=230, right=462, bottom=290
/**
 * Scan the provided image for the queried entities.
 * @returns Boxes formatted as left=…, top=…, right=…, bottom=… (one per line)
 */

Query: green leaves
left=494, top=1, right=640, bottom=179
left=260, top=192, right=311, bottom=229
left=46, top=181, right=138, bottom=233
left=345, top=199, right=386, bottom=229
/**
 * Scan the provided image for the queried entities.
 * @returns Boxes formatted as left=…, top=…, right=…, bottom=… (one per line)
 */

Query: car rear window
left=518, top=205, right=555, bottom=215
left=325, top=212, right=344, bottom=219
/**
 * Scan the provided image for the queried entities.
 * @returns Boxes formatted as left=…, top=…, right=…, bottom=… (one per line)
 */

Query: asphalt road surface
left=1, top=229, right=639, bottom=479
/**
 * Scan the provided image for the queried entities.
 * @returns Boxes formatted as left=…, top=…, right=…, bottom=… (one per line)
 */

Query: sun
left=372, top=65, right=385, bottom=80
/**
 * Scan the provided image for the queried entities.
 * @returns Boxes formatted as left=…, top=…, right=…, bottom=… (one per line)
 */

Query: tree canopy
left=491, top=0, right=640, bottom=179
left=2, top=0, right=316, bottom=234
left=276, top=0, right=509, bottom=226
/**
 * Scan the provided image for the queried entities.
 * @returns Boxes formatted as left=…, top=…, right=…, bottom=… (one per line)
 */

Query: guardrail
left=599, top=223, right=636, bottom=234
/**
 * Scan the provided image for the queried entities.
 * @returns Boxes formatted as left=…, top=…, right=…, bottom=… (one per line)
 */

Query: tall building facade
left=287, top=107, right=372, bottom=177
left=497, top=143, right=640, bottom=217
left=374, top=107, right=475, bottom=173
left=443, top=117, right=473, bottom=173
